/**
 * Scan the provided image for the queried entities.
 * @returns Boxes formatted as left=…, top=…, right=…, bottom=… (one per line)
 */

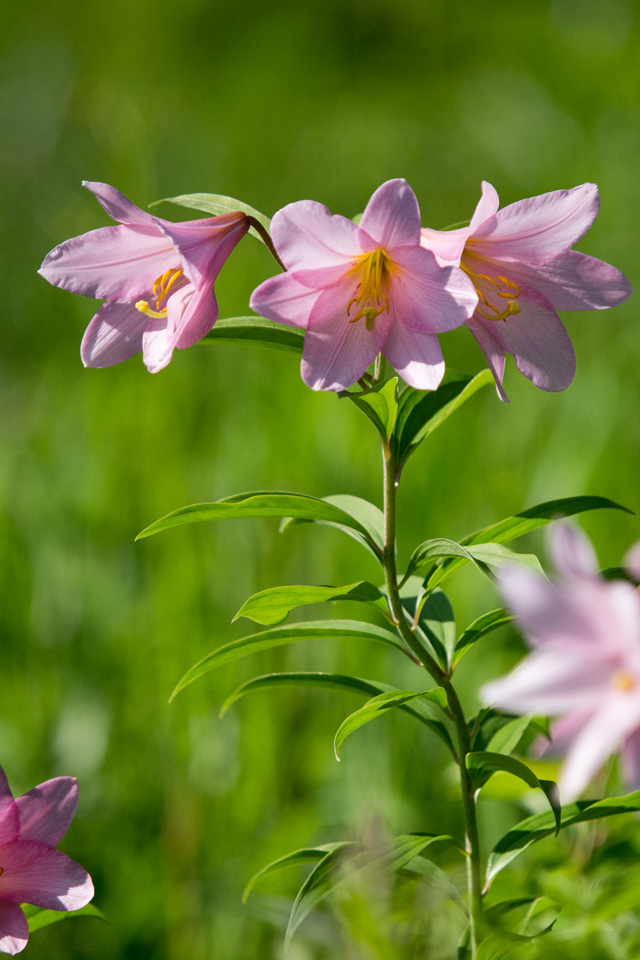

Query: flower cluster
left=482, top=524, right=640, bottom=802
left=0, top=768, right=93, bottom=954
left=39, top=177, right=631, bottom=396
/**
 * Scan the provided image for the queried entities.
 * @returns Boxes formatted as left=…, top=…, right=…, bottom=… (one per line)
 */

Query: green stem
left=380, top=442, right=484, bottom=957
left=246, top=216, right=286, bottom=271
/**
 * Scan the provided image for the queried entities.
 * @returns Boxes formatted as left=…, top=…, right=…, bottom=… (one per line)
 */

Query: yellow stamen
left=614, top=670, right=636, bottom=692
left=136, top=268, right=186, bottom=319
left=462, top=264, right=522, bottom=322
left=347, top=249, right=390, bottom=330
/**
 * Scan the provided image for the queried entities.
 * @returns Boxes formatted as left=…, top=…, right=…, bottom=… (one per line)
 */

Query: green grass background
left=1, top=0, right=639, bottom=956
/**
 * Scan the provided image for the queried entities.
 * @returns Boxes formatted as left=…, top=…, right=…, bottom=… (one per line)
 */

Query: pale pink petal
left=547, top=710, right=592, bottom=752
left=250, top=273, right=319, bottom=329
left=625, top=541, right=640, bottom=582
left=0, top=902, right=28, bottom=955
left=0, top=772, right=18, bottom=848
left=420, top=226, right=469, bottom=266
left=82, top=181, right=159, bottom=228
left=465, top=316, right=508, bottom=402
left=359, top=179, right=421, bottom=249
left=549, top=523, right=600, bottom=581
left=154, top=213, right=249, bottom=287
left=39, top=225, right=177, bottom=301
left=270, top=201, right=360, bottom=272
left=469, top=183, right=600, bottom=264
left=382, top=322, right=445, bottom=390
left=81, top=301, right=149, bottom=368
left=469, top=181, right=501, bottom=232
left=301, top=279, right=392, bottom=391
left=141, top=286, right=190, bottom=374
left=559, top=690, right=640, bottom=801
left=481, top=647, right=615, bottom=715
left=508, top=251, right=633, bottom=311
left=15, top=778, right=78, bottom=847
left=495, top=295, right=575, bottom=392
left=174, top=277, right=218, bottom=350
left=0, top=842, right=93, bottom=911
left=387, top=247, right=477, bottom=333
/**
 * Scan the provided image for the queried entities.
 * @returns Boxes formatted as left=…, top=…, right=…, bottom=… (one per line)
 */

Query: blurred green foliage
left=1, top=0, right=639, bottom=956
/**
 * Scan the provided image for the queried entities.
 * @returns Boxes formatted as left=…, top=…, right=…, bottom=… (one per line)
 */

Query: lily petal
left=420, top=182, right=501, bottom=267
left=82, top=181, right=159, bottom=228
left=388, top=246, right=476, bottom=333
left=39, top=225, right=177, bottom=301
left=382, top=321, right=445, bottom=390
left=359, top=179, right=421, bottom=249
left=0, top=842, right=94, bottom=911
left=548, top=523, right=600, bottom=581
left=0, top=902, right=28, bottom=956
left=250, top=272, right=319, bottom=329
left=81, top=301, right=149, bottom=368
left=469, top=183, right=600, bottom=264
left=270, top=201, right=360, bottom=272
left=15, top=778, right=78, bottom=847
left=465, top=315, right=509, bottom=402
left=154, top=212, right=249, bottom=287
left=507, top=250, right=633, bottom=311
left=301, top=278, right=392, bottom=391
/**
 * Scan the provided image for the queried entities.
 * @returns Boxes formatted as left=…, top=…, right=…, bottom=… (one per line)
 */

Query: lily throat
left=347, top=249, right=391, bottom=330
left=462, top=263, right=521, bottom=322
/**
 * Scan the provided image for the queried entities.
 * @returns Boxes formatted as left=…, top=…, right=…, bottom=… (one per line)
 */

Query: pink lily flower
left=39, top=182, right=250, bottom=373
left=0, top=767, right=93, bottom=954
left=481, top=524, right=640, bottom=802
left=250, top=179, right=477, bottom=391
left=421, top=182, right=632, bottom=401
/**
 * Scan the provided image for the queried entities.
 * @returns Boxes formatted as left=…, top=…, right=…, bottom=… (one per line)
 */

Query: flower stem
left=380, top=442, right=484, bottom=958
left=246, top=216, right=286, bottom=271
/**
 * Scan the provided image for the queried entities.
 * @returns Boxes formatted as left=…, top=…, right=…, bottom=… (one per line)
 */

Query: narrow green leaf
left=393, top=369, right=493, bottom=473
left=285, top=833, right=455, bottom=949
left=280, top=494, right=384, bottom=559
left=416, top=588, right=456, bottom=668
left=486, top=789, right=640, bottom=885
left=150, top=192, right=271, bottom=241
left=233, top=581, right=389, bottom=625
left=485, top=716, right=535, bottom=757
left=334, top=688, right=448, bottom=759
left=453, top=610, right=513, bottom=667
left=203, top=317, right=304, bottom=353
left=219, top=672, right=456, bottom=751
left=242, top=842, right=352, bottom=903
left=169, top=620, right=411, bottom=700
left=340, top=378, right=399, bottom=440
left=136, top=491, right=378, bottom=552
left=401, top=856, right=465, bottom=909
left=24, top=903, right=106, bottom=933
left=405, top=538, right=494, bottom=582
left=466, top=751, right=561, bottom=832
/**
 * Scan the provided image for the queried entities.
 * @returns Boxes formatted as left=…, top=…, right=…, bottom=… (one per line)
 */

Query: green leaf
left=280, top=494, right=384, bottom=559
left=485, top=716, right=535, bottom=757
left=393, top=370, right=493, bottom=473
left=415, top=588, right=456, bottom=668
left=202, top=317, right=304, bottom=353
left=169, top=620, right=411, bottom=700
left=466, top=751, right=560, bottom=831
left=400, top=856, right=465, bottom=909
left=405, top=538, right=494, bottom=583
left=233, top=581, right=389, bottom=626
left=409, top=541, right=544, bottom=589
left=486, top=788, right=640, bottom=885
left=150, top=192, right=271, bottom=241
left=423, top=496, right=631, bottom=591
left=136, top=492, right=380, bottom=557
left=285, top=833, right=455, bottom=949
left=219, top=672, right=456, bottom=751
left=23, top=903, right=106, bottom=933
left=242, top=842, right=353, bottom=902
left=340, top=377, right=399, bottom=440
left=453, top=609, right=513, bottom=667
left=334, top=688, right=449, bottom=759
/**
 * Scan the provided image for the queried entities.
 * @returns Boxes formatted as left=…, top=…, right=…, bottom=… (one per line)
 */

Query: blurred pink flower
left=481, top=524, right=640, bottom=802
left=250, top=179, right=477, bottom=391
left=39, top=182, right=249, bottom=373
left=0, top=768, right=93, bottom=954
left=421, top=182, right=632, bottom=401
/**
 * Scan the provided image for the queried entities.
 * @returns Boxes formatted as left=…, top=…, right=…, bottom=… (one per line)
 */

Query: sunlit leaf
left=334, top=687, right=449, bottom=759
left=280, top=494, right=384, bottom=559
left=485, top=716, right=535, bottom=757
left=340, top=377, right=399, bottom=440
left=169, top=620, right=411, bottom=700
left=453, top=609, right=513, bottom=667
left=242, top=841, right=353, bottom=903
left=219, top=672, right=455, bottom=751
left=150, top=192, right=271, bottom=241
left=203, top=317, right=304, bottom=353
left=415, top=587, right=456, bottom=668
left=23, top=903, right=106, bottom=934
left=136, top=492, right=379, bottom=556
left=233, top=581, right=389, bottom=625
left=486, top=789, right=640, bottom=885
left=466, top=751, right=560, bottom=831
